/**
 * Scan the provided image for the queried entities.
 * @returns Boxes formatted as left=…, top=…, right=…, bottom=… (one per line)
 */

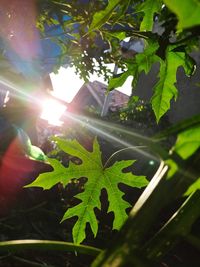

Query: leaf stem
left=103, top=146, right=146, bottom=169
left=0, top=240, right=101, bottom=256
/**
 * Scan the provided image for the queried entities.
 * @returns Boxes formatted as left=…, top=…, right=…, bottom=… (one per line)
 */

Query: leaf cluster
left=35, top=0, right=200, bottom=122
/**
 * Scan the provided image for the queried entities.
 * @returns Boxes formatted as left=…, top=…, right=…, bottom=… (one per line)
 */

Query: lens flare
left=0, top=0, right=41, bottom=79
left=40, top=99, right=66, bottom=126
left=62, top=111, right=159, bottom=161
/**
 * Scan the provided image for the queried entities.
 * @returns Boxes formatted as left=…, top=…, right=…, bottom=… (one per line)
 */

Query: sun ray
left=62, top=111, right=160, bottom=162
left=0, top=76, right=40, bottom=105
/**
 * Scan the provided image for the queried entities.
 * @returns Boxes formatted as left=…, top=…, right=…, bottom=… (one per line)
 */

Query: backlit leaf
left=26, top=137, right=148, bottom=244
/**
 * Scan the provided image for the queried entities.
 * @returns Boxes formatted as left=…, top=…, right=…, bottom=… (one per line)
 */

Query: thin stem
left=0, top=240, right=101, bottom=256
left=103, top=146, right=146, bottom=169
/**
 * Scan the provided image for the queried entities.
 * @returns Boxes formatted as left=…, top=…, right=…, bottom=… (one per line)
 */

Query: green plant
left=90, top=117, right=200, bottom=266
left=0, top=0, right=200, bottom=266
left=25, top=137, right=148, bottom=244
left=37, top=0, right=198, bottom=123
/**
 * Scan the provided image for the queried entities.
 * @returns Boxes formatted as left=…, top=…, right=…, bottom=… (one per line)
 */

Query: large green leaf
left=173, top=125, right=200, bottom=159
left=164, top=0, right=200, bottom=29
left=89, top=0, right=123, bottom=32
left=26, top=138, right=148, bottom=244
left=151, top=48, right=194, bottom=122
left=151, top=58, right=177, bottom=122
left=138, top=0, right=162, bottom=31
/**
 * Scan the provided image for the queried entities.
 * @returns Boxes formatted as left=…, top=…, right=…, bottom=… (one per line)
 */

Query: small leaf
left=165, top=159, right=178, bottom=179
left=164, top=0, right=200, bottom=29
left=15, top=127, right=47, bottom=162
left=173, top=125, right=200, bottom=159
left=182, top=54, right=196, bottom=77
left=108, top=70, right=131, bottom=91
left=89, top=0, right=123, bottom=32
left=171, top=47, right=196, bottom=77
left=135, top=41, right=160, bottom=74
left=138, top=0, right=162, bottom=31
left=28, top=145, right=47, bottom=161
left=184, top=178, right=200, bottom=196
left=26, top=137, right=148, bottom=244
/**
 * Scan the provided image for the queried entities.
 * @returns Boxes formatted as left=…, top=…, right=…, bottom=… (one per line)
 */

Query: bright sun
left=50, top=66, right=85, bottom=103
left=40, top=99, right=66, bottom=126
left=40, top=64, right=132, bottom=126
left=40, top=67, right=84, bottom=126
left=40, top=67, right=82, bottom=126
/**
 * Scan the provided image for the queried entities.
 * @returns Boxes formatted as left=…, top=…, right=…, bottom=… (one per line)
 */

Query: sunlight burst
left=40, top=99, right=66, bottom=126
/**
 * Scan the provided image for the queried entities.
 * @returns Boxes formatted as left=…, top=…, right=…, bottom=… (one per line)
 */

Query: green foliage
left=26, top=137, right=148, bottom=244
left=108, top=40, right=160, bottom=91
left=89, top=0, right=123, bottom=32
left=173, top=125, right=200, bottom=159
left=2, top=1, right=200, bottom=265
left=164, top=0, right=200, bottom=29
left=108, top=40, right=195, bottom=123
left=35, top=0, right=200, bottom=121
left=138, top=0, right=162, bottom=31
